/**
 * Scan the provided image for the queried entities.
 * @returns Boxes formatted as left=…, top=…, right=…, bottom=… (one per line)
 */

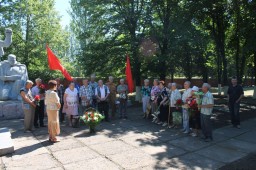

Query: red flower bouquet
left=175, top=99, right=183, bottom=107
left=34, top=95, right=40, bottom=106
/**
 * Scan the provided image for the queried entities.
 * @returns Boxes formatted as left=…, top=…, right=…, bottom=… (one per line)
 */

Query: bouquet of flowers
left=175, top=99, right=183, bottom=107
left=34, top=95, right=40, bottom=106
left=39, top=84, right=45, bottom=94
left=80, top=107, right=105, bottom=133
left=194, top=91, right=204, bottom=110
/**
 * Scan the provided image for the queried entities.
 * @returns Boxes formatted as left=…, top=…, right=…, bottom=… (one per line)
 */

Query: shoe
left=236, top=125, right=241, bottom=129
left=152, top=118, right=157, bottom=123
left=191, top=132, right=198, bottom=137
left=157, top=121, right=163, bottom=125
left=204, top=138, right=213, bottom=142
left=24, top=130, right=32, bottom=133
left=162, top=122, right=168, bottom=127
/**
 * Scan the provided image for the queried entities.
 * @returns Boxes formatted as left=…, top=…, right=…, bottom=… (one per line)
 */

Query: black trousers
left=229, top=102, right=241, bottom=126
left=98, top=101, right=109, bottom=121
left=158, top=105, right=168, bottom=122
left=34, top=100, right=45, bottom=126
left=59, top=102, right=65, bottom=122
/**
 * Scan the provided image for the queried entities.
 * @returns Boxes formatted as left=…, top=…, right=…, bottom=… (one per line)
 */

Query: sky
left=54, top=0, right=71, bottom=28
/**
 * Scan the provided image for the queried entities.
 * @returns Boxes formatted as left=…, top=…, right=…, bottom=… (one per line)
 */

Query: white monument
left=0, top=28, right=27, bottom=119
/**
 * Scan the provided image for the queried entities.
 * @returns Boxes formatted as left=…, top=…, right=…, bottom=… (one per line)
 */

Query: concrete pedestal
left=0, top=101, right=24, bottom=120
left=0, top=127, right=14, bottom=156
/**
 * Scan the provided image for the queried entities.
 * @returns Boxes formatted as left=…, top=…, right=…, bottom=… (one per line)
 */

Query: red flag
left=125, top=55, right=134, bottom=93
left=46, top=45, right=73, bottom=81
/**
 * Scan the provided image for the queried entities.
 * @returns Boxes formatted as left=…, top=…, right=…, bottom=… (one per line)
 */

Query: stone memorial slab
left=0, top=127, right=14, bottom=156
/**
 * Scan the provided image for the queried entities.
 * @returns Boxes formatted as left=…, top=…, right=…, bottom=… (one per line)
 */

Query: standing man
left=198, top=83, right=214, bottom=142
left=227, top=76, right=244, bottom=129
left=89, top=74, right=98, bottom=108
left=20, top=80, right=36, bottom=132
left=106, top=76, right=117, bottom=119
left=181, top=81, right=192, bottom=134
left=95, top=80, right=110, bottom=122
left=56, top=78, right=66, bottom=123
left=32, top=78, right=46, bottom=128
left=79, top=78, right=93, bottom=113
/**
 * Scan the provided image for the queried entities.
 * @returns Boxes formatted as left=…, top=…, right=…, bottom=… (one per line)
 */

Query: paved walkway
left=1, top=107, right=256, bottom=170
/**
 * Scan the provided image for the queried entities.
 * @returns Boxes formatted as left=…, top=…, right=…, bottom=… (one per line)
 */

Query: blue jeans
left=182, top=108, right=190, bottom=132
left=229, top=102, right=240, bottom=126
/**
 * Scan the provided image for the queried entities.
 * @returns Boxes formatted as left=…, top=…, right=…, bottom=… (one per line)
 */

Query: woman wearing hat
left=189, top=86, right=201, bottom=137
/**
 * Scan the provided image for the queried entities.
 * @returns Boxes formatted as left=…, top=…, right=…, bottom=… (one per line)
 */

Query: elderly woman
left=117, top=79, right=128, bottom=119
left=188, top=86, right=201, bottom=137
left=181, top=81, right=192, bottom=134
left=20, top=80, right=36, bottom=133
left=141, top=79, right=151, bottom=118
left=64, top=82, right=79, bottom=126
left=45, top=80, right=61, bottom=142
left=150, top=79, right=160, bottom=116
left=168, top=83, right=182, bottom=128
left=155, top=81, right=169, bottom=125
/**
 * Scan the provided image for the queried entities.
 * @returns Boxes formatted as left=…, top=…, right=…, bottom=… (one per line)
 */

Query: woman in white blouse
left=45, top=80, right=61, bottom=142
left=64, top=82, right=79, bottom=126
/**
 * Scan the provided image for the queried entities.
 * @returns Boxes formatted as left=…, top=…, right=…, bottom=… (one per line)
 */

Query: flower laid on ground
left=175, top=99, right=183, bottom=107
left=80, top=107, right=105, bottom=133
left=39, top=84, right=45, bottom=94
left=34, top=95, right=40, bottom=106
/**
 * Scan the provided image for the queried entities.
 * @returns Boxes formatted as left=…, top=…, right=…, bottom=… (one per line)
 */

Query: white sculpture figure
left=0, top=54, right=28, bottom=100
left=0, top=28, right=12, bottom=58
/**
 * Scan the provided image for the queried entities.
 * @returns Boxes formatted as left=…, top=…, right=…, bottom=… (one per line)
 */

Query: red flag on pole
left=125, top=55, right=134, bottom=93
left=46, top=45, right=73, bottom=81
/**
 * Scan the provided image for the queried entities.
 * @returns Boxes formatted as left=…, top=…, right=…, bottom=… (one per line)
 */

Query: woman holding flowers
left=45, top=80, right=61, bottom=142
left=169, top=83, right=182, bottom=128
left=141, top=79, right=151, bottom=118
left=187, top=86, right=201, bottom=137
left=64, top=82, right=79, bottom=126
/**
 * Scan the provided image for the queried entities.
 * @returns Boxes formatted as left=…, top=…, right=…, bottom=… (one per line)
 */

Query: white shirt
left=170, top=89, right=181, bottom=107
left=65, top=88, right=78, bottom=106
left=182, top=88, right=192, bottom=103
left=95, top=85, right=110, bottom=99
left=201, top=91, right=214, bottom=115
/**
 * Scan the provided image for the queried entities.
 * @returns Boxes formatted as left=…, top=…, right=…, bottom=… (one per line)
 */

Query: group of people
left=19, top=73, right=243, bottom=143
left=141, top=76, right=244, bottom=142
left=20, top=75, right=128, bottom=142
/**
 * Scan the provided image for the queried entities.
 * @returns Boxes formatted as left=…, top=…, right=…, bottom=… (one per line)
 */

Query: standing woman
left=141, top=79, right=151, bottom=118
left=156, top=81, right=169, bottom=125
left=117, top=79, right=128, bottom=119
left=150, top=79, right=160, bottom=116
left=45, top=80, right=61, bottom=142
left=64, top=82, right=79, bottom=126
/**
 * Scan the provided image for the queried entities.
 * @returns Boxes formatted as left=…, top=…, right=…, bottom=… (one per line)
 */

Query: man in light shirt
left=31, top=78, right=45, bottom=128
left=181, top=81, right=192, bottom=133
left=198, top=83, right=214, bottom=142
left=95, top=80, right=110, bottom=122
